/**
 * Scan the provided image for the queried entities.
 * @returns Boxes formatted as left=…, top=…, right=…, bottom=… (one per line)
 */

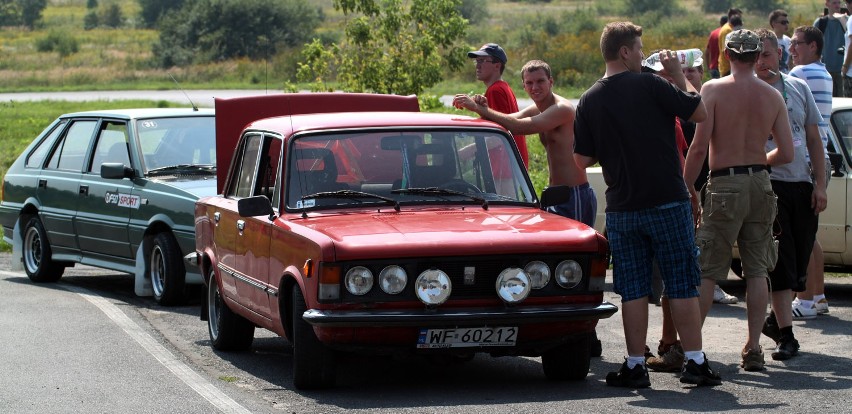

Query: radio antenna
left=169, top=73, right=198, bottom=111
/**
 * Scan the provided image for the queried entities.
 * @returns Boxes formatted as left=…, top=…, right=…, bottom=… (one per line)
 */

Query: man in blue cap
left=466, top=43, right=528, bottom=167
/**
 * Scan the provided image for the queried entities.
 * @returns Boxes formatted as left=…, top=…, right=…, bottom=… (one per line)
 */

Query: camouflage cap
left=725, top=29, right=762, bottom=54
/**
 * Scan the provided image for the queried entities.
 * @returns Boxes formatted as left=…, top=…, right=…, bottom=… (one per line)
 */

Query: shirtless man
left=683, top=29, right=794, bottom=371
left=452, top=59, right=595, bottom=226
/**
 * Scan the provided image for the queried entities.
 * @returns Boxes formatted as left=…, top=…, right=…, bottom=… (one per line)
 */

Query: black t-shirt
left=574, top=71, right=701, bottom=212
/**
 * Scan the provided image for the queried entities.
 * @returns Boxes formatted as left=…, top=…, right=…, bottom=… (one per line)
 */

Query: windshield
left=285, top=129, right=535, bottom=210
left=137, top=116, right=216, bottom=174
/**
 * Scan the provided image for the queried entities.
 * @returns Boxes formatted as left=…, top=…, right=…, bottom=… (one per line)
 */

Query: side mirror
left=100, top=162, right=134, bottom=179
left=238, top=195, right=274, bottom=218
left=540, top=186, right=571, bottom=209
left=828, top=152, right=846, bottom=177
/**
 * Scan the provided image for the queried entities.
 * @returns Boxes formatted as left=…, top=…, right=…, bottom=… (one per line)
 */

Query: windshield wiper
left=391, top=187, right=488, bottom=210
left=147, top=164, right=216, bottom=176
left=301, top=190, right=401, bottom=211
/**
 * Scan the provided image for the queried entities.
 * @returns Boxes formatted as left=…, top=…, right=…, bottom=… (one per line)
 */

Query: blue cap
left=468, top=43, right=507, bottom=64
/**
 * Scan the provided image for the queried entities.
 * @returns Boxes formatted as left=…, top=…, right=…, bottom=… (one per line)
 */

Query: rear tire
left=207, top=270, right=254, bottom=351
left=22, top=217, right=64, bottom=283
left=149, top=232, right=186, bottom=306
left=542, top=332, right=592, bottom=381
left=292, top=288, right=336, bottom=389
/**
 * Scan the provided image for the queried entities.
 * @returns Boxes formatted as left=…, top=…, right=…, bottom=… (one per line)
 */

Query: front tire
left=292, top=288, right=336, bottom=389
left=207, top=270, right=254, bottom=351
left=541, top=332, right=592, bottom=381
left=149, top=232, right=186, bottom=305
left=22, top=217, right=64, bottom=283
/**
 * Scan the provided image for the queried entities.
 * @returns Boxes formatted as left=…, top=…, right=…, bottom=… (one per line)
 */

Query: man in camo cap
left=684, top=29, right=795, bottom=372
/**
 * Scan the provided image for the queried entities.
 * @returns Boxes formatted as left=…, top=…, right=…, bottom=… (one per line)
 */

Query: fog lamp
left=495, top=267, right=530, bottom=303
left=415, top=269, right=451, bottom=305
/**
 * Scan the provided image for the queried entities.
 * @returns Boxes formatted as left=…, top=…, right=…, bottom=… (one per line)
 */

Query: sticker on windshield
left=105, top=191, right=141, bottom=209
left=296, top=199, right=316, bottom=209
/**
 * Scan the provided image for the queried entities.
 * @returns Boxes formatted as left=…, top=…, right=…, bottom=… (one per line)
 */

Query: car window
left=226, top=133, right=283, bottom=203
left=831, top=109, right=852, bottom=165
left=89, top=122, right=130, bottom=174
left=26, top=121, right=67, bottom=169
left=46, top=120, right=97, bottom=172
left=137, top=116, right=215, bottom=171
left=233, top=134, right=263, bottom=199
left=285, top=129, right=534, bottom=210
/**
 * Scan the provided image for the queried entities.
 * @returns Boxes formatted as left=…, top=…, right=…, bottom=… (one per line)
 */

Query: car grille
left=335, top=254, right=592, bottom=303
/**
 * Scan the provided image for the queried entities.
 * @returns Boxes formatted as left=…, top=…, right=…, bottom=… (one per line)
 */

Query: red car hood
left=291, top=207, right=602, bottom=260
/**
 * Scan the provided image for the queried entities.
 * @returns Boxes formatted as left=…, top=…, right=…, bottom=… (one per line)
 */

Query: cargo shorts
left=695, top=171, right=778, bottom=281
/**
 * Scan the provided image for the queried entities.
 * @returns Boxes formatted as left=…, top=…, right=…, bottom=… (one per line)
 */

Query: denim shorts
left=606, top=200, right=701, bottom=302
left=545, top=182, right=597, bottom=227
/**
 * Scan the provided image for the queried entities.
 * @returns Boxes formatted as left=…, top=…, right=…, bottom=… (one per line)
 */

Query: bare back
left=697, top=73, right=790, bottom=170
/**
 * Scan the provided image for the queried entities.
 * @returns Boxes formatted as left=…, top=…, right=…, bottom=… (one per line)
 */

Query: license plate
left=417, top=327, right=517, bottom=348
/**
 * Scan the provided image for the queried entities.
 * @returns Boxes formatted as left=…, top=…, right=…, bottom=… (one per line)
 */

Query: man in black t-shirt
left=574, top=21, right=721, bottom=388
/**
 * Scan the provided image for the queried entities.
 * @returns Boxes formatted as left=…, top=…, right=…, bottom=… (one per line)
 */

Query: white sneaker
left=814, top=298, right=830, bottom=315
left=713, top=285, right=738, bottom=304
left=792, top=301, right=817, bottom=319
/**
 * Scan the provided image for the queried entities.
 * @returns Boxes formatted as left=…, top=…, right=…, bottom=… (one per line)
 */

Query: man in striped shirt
left=788, top=25, right=834, bottom=320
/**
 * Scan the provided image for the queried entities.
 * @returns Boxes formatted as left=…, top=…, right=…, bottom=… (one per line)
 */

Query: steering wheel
left=440, top=179, right=482, bottom=194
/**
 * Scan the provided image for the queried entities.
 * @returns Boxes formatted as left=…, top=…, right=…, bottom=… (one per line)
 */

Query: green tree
left=138, top=0, right=185, bottom=28
left=100, top=3, right=123, bottom=28
left=0, top=0, right=19, bottom=27
left=458, top=0, right=488, bottom=24
left=153, top=0, right=321, bottom=67
left=84, top=10, right=98, bottom=29
left=87, top=0, right=98, bottom=8
left=297, top=0, right=467, bottom=96
left=19, top=0, right=47, bottom=29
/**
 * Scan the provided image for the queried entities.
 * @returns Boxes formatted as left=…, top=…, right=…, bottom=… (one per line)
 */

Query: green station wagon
left=0, top=108, right=216, bottom=305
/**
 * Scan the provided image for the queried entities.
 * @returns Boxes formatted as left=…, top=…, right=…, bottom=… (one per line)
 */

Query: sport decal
left=105, top=191, right=141, bottom=209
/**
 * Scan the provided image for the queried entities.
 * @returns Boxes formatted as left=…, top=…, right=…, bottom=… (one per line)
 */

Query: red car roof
left=214, top=93, right=506, bottom=194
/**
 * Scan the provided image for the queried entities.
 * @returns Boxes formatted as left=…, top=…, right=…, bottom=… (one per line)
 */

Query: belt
left=710, top=164, right=770, bottom=177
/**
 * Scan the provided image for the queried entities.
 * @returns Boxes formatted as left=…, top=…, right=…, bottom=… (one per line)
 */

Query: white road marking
left=59, top=282, right=253, bottom=414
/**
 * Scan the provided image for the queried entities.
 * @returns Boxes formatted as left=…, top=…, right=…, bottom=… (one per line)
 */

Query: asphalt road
left=1, top=252, right=850, bottom=413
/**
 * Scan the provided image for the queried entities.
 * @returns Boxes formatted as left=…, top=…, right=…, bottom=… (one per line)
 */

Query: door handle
left=79, top=185, right=88, bottom=196
left=237, top=220, right=245, bottom=232
left=214, top=212, right=220, bottom=222
left=38, top=179, right=47, bottom=189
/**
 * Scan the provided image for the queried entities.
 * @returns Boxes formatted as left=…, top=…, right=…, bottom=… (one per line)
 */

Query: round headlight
left=555, top=260, right=583, bottom=289
left=415, top=269, right=451, bottom=305
left=345, top=266, right=374, bottom=295
left=495, top=267, right=531, bottom=303
left=379, top=265, right=407, bottom=294
left=524, top=261, right=551, bottom=289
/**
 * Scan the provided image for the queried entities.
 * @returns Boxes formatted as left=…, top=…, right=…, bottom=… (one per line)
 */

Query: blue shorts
left=545, top=182, right=597, bottom=227
left=606, top=200, right=701, bottom=302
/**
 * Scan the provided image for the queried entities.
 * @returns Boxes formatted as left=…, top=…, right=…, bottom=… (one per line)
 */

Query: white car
left=586, top=97, right=852, bottom=269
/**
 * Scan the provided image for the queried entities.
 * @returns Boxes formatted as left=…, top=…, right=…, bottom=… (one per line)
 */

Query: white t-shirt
left=845, top=16, right=852, bottom=76
left=779, top=35, right=791, bottom=73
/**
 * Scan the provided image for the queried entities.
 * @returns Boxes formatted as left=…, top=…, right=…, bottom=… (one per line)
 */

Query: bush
left=84, top=11, right=98, bottom=30
left=458, top=0, right=489, bottom=24
left=623, top=0, right=679, bottom=16
left=35, top=31, right=79, bottom=57
left=154, top=0, right=322, bottom=67
left=100, top=3, right=123, bottom=28
left=702, top=0, right=731, bottom=13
